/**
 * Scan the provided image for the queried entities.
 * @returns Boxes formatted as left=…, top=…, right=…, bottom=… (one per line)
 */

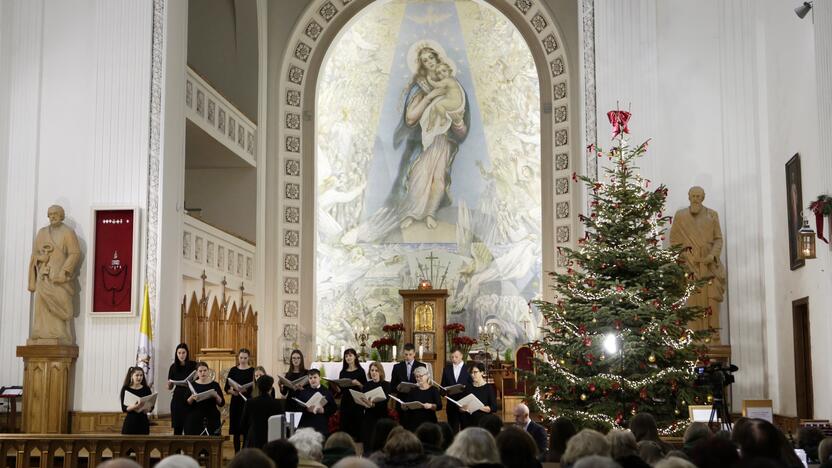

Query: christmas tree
left=529, top=111, right=713, bottom=433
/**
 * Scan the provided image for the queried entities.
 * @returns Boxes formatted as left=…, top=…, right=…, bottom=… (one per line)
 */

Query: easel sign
left=87, top=206, right=140, bottom=316
left=742, top=400, right=773, bottom=423
left=689, top=405, right=719, bottom=423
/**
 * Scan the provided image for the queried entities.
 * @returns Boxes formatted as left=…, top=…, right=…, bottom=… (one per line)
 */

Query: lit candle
left=341, top=345, right=345, bottom=358
left=478, top=326, right=483, bottom=333
left=329, top=345, right=334, bottom=358
left=317, top=345, right=321, bottom=360
left=392, top=345, right=397, bottom=361
left=419, top=345, right=424, bottom=360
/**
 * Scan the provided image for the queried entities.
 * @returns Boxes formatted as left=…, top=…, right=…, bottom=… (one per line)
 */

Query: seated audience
left=290, top=427, right=326, bottom=468
left=629, top=413, right=673, bottom=454
left=548, top=417, right=578, bottom=463
left=227, top=448, right=276, bottom=468
left=241, top=375, right=286, bottom=448
left=365, top=419, right=399, bottom=458
left=154, top=454, right=200, bottom=468
left=445, top=427, right=502, bottom=467
left=682, top=422, right=712, bottom=455
left=797, top=426, right=825, bottom=463
left=414, top=423, right=445, bottom=458
left=819, top=437, right=832, bottom=465
left=665, top=450, right=690, bottom=461
left=606, top=429, right=650, bottom=468
left=687, top=436, right=740, bottom=468
left=331, top=458, right=379, bottom=468
left=263, top=439, right=300, bottom=468
left=636, top=441, right=664, bottom=466
left=425, top=455, right=466, bottom=468
left=734, top=418, right=802, bottom=468
left=654, top=457, right=696, bottom=468
left=322, top=432, right=358, bottom=467
left=513, top=403, right=547, bottom=460
left=370, top=426, right=427, bottom=468
left=477, top=413, right=503, bottom=438
left=496, top=425, right=542, bottom=468
left=437, top=422, right=455, bottom=450
left=572, top=456, right=622, bottom=468
left=561, top=429, right=611, bottom=467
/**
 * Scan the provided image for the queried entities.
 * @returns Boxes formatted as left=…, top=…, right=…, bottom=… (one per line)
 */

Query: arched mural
left=315, top=0, right=543, bottom=352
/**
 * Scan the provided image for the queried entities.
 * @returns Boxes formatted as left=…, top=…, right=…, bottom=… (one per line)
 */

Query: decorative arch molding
left=272, top=0, right=577, bottom=364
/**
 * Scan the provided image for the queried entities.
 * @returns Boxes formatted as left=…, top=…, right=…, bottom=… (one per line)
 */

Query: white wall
left=595, top=0, right=831, bottom=418
left=185, top=168, right=257, bottom=242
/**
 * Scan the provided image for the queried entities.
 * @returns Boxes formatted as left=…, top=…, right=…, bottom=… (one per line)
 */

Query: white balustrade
left=183, top=214, right=256, bottom=296
left=185, top=67, right=257, bottom=166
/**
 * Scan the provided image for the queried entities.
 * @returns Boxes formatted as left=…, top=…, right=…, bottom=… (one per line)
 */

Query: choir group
left=118, top=342, right=500, bottom=452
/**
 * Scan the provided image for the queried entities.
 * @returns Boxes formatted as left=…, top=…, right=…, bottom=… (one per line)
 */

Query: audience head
left=414, top=423, right=443, bottom=448
left=683, top=422, right=713, bottom=450
left=606, top=429, right=638, bottom=459
left=735, top=418, right=784, bottom=461
left=437, top=422, right=454, bottom=450
left=688, top=436, right=740, bottom=468
left=290, top=427, right=324, bottom=462
left=263, top=439, right=299, bottom=468
left=98, top=459, right=142, bottom=468
left=227, top=448, right=275, bottom=468
left=237, top=348, right=251, bottom=367
left=256, top=374, right=274, bottom=396
left=446, top=427, right=501, bottom=465
left=155, top=455, right=199, bottom=468
left=561, top=429, right=611, bottom=465
left=731, top=417, right=751, bottom=445
left=478, top=413, right=503, bottom=437
left=654, top=457, right=696, bottom=468
left=665, top=450, right=690, bottom=461
left=384, top=426, right=423, bottom=458
left=174, top=343, right=190, bottom=365
left=513, top=403, right=531, bottom=426
left=289, top=349, right=306, bottom=373
left=325, top=431, right=357, bottom=453
left=403, top=343, right=416, bottom=361
left=798, top=426, right=825, bottom=462
left=629, top=413, right=660, bottom=442
left=572, top=455, right=622, bottom=468
left=368, top=419, right=399, bottom=454
left=550, top=417, right=578, bottom=458
left=331, top=457, right=379, bottom=468
left=496, top=425, right=539, bottom=468
left=637, top=440, right=664, bottom=465
left=367, top=361, right=385, bottom=382
left=820, top=437, right=832, bottom=464
left=425, top=455, right=466, bottom=468
left=122, top=366, right=148, bottom=389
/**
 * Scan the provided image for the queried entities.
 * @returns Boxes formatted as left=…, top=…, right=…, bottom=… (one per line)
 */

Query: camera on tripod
left=694, top=362, right=738, bottom=393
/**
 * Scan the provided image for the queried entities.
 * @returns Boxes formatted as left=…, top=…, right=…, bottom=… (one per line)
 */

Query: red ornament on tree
left=589, top=383, right=597, bottom=392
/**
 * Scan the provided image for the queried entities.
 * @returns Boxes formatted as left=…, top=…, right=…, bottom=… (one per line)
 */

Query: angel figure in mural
left=390, top=40, right=471, bottom=231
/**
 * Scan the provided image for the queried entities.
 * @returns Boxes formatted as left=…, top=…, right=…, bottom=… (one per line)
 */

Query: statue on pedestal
left=669, top=187, right=725, bottom=340
left=27, top=205, right=81, bottom=345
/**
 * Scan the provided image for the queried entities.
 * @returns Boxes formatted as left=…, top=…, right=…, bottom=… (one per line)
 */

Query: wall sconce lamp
left=795, top=1, right=813, bottom=19
left=798, top=216, right=817, bottom=259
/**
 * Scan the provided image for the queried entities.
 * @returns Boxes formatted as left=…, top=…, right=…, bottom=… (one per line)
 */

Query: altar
left=310, top=361, right=434, bottom=381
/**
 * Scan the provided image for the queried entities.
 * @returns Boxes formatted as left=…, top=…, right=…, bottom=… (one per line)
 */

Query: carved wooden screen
left=180, top=289, right=258, bottom=362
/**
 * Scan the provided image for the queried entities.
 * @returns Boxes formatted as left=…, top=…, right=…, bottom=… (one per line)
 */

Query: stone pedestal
left=16, top=345, right=78, bottom=433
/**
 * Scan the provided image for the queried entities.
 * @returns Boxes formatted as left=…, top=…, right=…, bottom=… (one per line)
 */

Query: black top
left=120, top=385, right=152, bottom=435
left=526, top=420, right=548, bottom=459
left=401, top=386, right=442, bottom=431
left=168, top=361, right=198, bottom=401
left=338, top=367, right=368, bottom=409
left=185, top=380, right=225, bottom=435
left=363, top=380, right=392, bottom=420
left=225, top=366, right=255, bottom=434
left=461, top=383, right=499, bottom=428
left=240, top=395, right=285, bottom=449
left=296, top=386, right=337, bottom=436
left=441, top=362, right=472, bottom=389
left=390, top=360, right=426, bottom=394
left=282, top=370, right=308, bottom=412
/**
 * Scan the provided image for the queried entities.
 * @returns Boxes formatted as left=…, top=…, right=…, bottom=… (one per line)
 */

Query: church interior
left=0, top=0, right=831, bottom=466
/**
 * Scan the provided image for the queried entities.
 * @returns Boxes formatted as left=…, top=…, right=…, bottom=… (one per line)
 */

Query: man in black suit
left=440, top=347, right=472, bottom=433
left=240, top=375, right=285, bottom=448
left=514, top=402, right=548, bottom=460
left=390, top=343, right=426, bottom=393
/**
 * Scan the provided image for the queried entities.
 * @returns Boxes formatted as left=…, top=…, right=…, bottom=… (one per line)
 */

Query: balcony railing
left=183, top=214, right=255, bottom=296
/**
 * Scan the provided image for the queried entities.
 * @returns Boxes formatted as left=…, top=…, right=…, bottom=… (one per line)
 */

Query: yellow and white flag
left=136, top=284, right=154, bottom=388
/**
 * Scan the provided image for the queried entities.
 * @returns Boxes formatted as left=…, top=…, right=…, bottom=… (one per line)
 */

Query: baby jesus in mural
left=423, top=63, right=465, bottom=132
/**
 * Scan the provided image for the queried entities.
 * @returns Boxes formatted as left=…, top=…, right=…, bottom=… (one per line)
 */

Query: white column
left=0, top=0, right=45, bottom=387
left=717, top=0, right=767, bottom=405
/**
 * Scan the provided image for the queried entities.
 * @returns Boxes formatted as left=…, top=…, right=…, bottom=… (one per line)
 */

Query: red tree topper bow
left=607, top=110, right=631, bottom=138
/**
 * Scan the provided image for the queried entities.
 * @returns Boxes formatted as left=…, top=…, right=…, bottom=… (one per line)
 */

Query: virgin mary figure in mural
left=389, top=41, right=471, bottom=230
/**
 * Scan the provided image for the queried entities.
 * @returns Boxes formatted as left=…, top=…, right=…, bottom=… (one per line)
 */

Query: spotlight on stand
left=795, top=1, right=813, bottom=19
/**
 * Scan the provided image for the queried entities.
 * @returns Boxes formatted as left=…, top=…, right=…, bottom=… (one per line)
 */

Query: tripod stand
left=708, top=392, right=732, bottom=431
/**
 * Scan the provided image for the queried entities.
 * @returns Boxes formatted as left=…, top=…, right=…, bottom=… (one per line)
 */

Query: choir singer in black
left=440, top=347, right=471, bottom=433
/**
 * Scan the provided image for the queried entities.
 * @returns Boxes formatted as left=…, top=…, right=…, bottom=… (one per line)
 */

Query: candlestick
left=392, top=345, right=397, bottom=361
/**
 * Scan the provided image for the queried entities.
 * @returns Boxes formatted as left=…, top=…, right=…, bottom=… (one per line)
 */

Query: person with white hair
left=561, top=429, right=611, bottom=467
left=289, top=427, right=326, bottom=468
left=154, top=454, right=200, bottom=468
left=400, top=365, right=442, bottom=432
left=654, top=457, right=697, bottom=468
left=606, top=429, right=650, bottom=468
left=445, top=427, right=501, bottom=466
left=572, top=455, right=622, bottom=468
left=332, top=457, right=379, bottom=468
left=513, top=402, right=548, bottom=459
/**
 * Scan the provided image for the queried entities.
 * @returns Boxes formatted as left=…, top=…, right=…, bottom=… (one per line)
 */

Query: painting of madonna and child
left=315, top=0, right=546, bottom=354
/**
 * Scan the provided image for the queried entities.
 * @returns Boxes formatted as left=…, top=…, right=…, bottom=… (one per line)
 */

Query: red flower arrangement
left=444, top=323, right=465, bottom=332
left=452, top=336, right=477, bottom=346
left=382, top=323, right=405, bottom=332
left=371, top=337, right=396, bottom=349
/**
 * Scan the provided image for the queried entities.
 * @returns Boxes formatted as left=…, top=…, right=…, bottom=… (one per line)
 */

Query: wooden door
left=792, top=297, right=813, bottom=419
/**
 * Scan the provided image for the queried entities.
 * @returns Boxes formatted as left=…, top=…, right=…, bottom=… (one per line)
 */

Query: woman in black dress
left=281, top=349, right=308, bottom=413
left=166, top=343, right=197, bottom=435
left=184, top=361, right=225, bottom=435
left=120, top=366, right=153, bottom=434
left=338, top=348, right=367, bottom=441
left=225, top=348, right=255, bottom=452
left=401, top=366, right=442, bottom=432
left=360, top=361, right=392, bottom=448
left=252, top=366, right=276, bottom=398
left=460, top=362, right=499, bottom=429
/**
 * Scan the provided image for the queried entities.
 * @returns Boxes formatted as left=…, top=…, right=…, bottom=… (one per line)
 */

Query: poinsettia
left=444, top=323, right=465, bottom=332
left=371, top=337, right=396, bottom=349
left=452, top=336, right=477, bottom=346
left=382, top=323, right=405, bottom=332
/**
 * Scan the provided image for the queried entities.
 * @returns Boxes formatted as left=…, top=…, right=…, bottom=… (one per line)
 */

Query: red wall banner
left=92, top=209, right=136, bottom=313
